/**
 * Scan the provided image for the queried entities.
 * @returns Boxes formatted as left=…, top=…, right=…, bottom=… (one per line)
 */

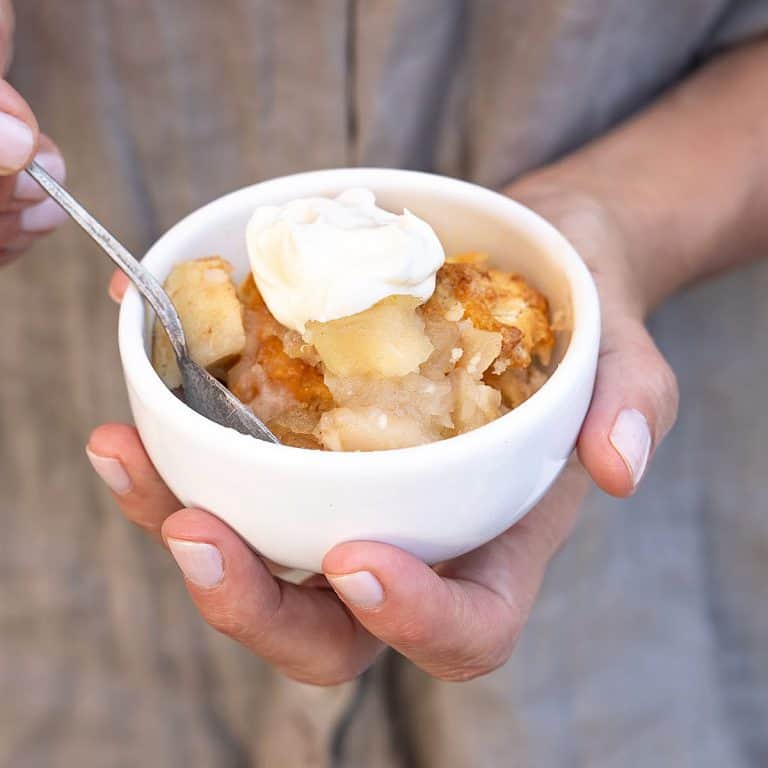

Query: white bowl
left=119, top=169, right=600, bottom=572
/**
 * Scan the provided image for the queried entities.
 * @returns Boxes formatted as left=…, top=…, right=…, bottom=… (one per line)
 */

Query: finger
left=0, top=79, right=38, bottom=175
left=15, top=198, right=69, bottom=236
left=0, top=208, right=66, bottom=248
left=578, top=315, right=679, bottom=497
left=0, top=210, right=20, bottom=242
left=0, top=135, right=67, bottom=249
left=9, top=134, right=66, bottom=206
left=324, top=461, right=589, bottom=681
left=86, top=423, right=181, bottom=540
left=108, top=270, right=130, bottom=303
left=162, top=509, right=382, bottom=685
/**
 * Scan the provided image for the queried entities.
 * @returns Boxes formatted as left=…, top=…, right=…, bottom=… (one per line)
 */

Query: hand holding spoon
left=25, top=160, right=279, bottom=444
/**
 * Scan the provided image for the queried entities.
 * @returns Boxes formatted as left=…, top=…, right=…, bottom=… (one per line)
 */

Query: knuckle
left=429, top=614, right=520, bottom=683
left=432, top=644, right=512, bottom=682
left=127, top=515, right=161, bottom=535
left=649, top=349, right=678, bottom=398
left=435, top=664, right=491, bottom=683
left=203, top=607, right=253, bottom=644
left=660, top=361, right=679, bottom=405
left=297, top=659, right=367, bottom=687
left=649, top=355, right=680, bottom=434
left=202, top=593, right=281, bottom=649
left=305, top=644, right=365, bottom=686
left=205, top=611, right=372, bottom=687
left=395, top=615, right=437, bottom=650
left=630, top=330, right=680, bottom=439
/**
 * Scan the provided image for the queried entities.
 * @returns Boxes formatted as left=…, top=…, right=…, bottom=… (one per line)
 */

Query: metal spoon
left=25, top=160, right=279, bottom=444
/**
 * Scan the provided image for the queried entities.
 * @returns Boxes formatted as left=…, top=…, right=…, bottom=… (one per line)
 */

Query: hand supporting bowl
left=119, top=169, right=600, bottom=572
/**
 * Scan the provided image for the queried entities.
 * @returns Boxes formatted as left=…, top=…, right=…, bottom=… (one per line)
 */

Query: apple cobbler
left=152, top=252, right=555, bottom=450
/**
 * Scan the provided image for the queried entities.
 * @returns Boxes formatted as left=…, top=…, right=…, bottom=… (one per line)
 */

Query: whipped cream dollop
left=246, top=188, right=445, bottom=333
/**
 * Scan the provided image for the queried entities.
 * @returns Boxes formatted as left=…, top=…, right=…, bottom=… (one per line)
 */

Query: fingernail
left=609, top=408, right=651, bottom=487
left=85, top=447, right=133, bottom=495
left=0, top=112, right=35, bottom=173
left=20, top=198, right=69, bottom=232
left=327, top=571, right=384, bottom=609
left=167, top=539, right=224, bottom=588
left=14, top=152, right=66, bottom=200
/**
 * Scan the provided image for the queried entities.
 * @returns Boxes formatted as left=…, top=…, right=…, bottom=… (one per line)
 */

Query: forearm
left=517, top=35, right=768, bottom=310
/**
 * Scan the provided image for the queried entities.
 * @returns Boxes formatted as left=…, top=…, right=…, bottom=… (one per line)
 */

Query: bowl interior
left=139, top=170, right=574, bottom=373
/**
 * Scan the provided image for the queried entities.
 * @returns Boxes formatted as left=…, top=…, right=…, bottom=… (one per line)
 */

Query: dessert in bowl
left=119, top=169, right=600, bottom=572
left=151, top=188, right=557, bottom=450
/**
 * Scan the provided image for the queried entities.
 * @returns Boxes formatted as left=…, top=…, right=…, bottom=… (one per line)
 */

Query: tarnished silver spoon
left=25, top=160, right=279, bottom=444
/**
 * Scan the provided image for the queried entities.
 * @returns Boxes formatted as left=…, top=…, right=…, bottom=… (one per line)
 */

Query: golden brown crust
left=487, top=268, right=554, bottom=366
left=422, top=255, right=554, bottom=371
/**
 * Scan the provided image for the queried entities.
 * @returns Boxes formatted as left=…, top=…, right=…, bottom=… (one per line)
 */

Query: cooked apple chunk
left=456, top=322, right=503, bottom=379
left=317, top=406, right=430, bottom=452
left=304, top=296, right=434, bottom=378
left=152, top=256, right=246, bottom=389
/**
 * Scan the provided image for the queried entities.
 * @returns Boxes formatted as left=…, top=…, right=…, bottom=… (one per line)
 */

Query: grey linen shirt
left=2, top=1, right=768, bottom=766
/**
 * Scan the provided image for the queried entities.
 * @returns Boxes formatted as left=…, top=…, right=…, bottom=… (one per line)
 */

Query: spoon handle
left=25, top=160, right=188, bottom=361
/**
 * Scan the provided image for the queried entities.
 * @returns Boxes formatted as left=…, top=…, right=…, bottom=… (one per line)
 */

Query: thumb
left=324, top=541, right=521, bottom=681
left=579, top=314, right=679, bottom=497
left=0, top=80, right=38, bottom=175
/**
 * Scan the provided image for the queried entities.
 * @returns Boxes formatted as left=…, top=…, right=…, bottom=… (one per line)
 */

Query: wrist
left=505, top=164, right=690, bottom=314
